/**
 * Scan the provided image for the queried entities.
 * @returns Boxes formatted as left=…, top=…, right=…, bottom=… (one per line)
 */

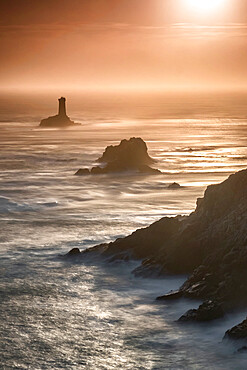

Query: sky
left=1, top=0, right=247, bottom=92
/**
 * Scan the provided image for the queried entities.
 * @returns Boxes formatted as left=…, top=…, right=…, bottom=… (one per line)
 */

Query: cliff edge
left=67, top=168, right=247, bottom=345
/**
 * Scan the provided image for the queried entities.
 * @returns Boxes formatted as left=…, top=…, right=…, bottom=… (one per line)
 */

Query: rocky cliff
left=68, top=168, right=247, bottom=346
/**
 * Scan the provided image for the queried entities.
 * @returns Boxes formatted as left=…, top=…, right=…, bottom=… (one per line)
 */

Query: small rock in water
left=75, top=168, right=90, bottom=176
left=178, top=300, right=224, bottom=322
left=67, top=248, right=81, bottom=256
left=237, top=346, right=247, bottom=353
left=75, top=137, right=161, bottom=176
left=224, top=318, right=247, bottom=341
left=168, top=182, right=181, bottom=189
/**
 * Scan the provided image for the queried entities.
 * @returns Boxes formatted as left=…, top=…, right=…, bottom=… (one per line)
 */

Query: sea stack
left=75, top=137, right=161, bottom=175
left=39, top=97, right=79, bottom=128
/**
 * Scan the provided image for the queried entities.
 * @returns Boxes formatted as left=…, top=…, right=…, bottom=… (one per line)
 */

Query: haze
left=1, top=0, right=247, bottom=92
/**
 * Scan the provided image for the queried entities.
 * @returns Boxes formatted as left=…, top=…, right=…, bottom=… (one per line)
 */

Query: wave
left=0, top=196, right=58, bottom=214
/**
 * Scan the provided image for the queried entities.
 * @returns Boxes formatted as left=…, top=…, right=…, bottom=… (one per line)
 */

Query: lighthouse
left=58, top=97, right=67, bottom=116
left=39, top=97, right=78, bottom=127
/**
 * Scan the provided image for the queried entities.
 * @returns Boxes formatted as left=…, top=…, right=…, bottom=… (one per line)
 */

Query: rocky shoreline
left=67, top=168, right=247, bottom=348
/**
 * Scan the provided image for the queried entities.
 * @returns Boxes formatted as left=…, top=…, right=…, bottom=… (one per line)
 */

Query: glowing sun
left=185, top=0, right=226, bottom=13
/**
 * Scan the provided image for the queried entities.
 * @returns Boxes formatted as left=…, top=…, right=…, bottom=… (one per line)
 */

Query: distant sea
left=1, top=90, right=247, bottom=369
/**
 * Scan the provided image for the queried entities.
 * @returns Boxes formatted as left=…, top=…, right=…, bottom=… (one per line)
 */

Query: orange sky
left=1, top=0, right=247, bottom=92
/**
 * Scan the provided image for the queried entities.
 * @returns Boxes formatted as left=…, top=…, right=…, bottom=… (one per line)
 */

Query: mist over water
left=1, top=91, right=247, bottom=369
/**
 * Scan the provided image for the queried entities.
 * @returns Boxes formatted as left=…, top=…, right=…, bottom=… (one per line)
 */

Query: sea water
left=1, top=91, right=247, bottom=369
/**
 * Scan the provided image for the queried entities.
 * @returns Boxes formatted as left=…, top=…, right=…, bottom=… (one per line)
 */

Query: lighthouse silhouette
left=39, top=97, right=78, bottom=127
left=58, top=97, right=67, bottom=116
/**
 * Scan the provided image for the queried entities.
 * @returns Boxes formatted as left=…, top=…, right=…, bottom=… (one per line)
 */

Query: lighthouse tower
left=58, top=97, right=67, bottom=116
left=40, top=96, right=77, bottom=127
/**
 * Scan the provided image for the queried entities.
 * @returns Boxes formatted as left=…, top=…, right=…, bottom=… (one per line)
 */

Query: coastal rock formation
left=67, top=168, right=247, bottom=343
left=224, top=318, right=247, bottom=341
left=40, top=97, right=79, bottom=128
left=98, top=137, right=154, bottom=165
left=66, top=247, right=81, bottom=256
left=168, top=182, right=181, bottom=189
left=178, top=300, right=224, bottom=322
left=75, top=137, right=161, bottom=175
left=156, top=290, right=183, bottom=301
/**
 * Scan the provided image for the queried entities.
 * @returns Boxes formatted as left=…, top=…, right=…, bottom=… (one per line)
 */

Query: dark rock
left=108, top=252, right=131, bottom=263
left=132, top=258, right=165, bottom=278
left=40, top=115, right=76, bottom=128
left=156, top=290, right=183, bottom=301
left=138, top=164, right=161, bottom=174
left=178, top=300, right=224, bottom=322
left=168, top=182, right=181, bottom=189
left=75, top=168, right=90, bottom=176
left=100, top=216, right=181, bottom=262
left=75, top=137, right=161, bottom=176
left=74, top=168, right=247, bottom=326
left=67, top=247, right=81, bottom=256
left=80, top=243, right=109, bottom=258
left=91, top=166, right=104, bottom=175
left=224, top=318, right=247, bottom=341
left=237, top=346, right=247, bottom=353
left=178, top=308, right=198, bottom=322
left=40, top=97, right=79, bottom=128
left=98, top=137, right=154, bottom=165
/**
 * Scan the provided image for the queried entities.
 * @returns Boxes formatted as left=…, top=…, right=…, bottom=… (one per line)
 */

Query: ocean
left=1, top=90, right=247, bottom=369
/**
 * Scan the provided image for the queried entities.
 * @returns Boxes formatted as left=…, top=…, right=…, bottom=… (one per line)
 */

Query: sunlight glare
left=185, top=0, right=226, bottom=13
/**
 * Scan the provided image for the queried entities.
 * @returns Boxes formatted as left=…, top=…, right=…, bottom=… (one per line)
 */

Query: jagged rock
left=67, top=247, right=81, bottom=256
left=91, top=166, right=104, bottom=174
left=75, top=168, right=90, bottom=176
left=132, top=258, right=165, bottom=277
left=178, top=300, right=224, bottom=322
left=40, top=115, right=75, bottom=128
left=237, top=346, right=247, bottom=353
left=168, top=182, right=181, bottom=189
left=100, top=216, right=180, bottom=261
left=75, top=168, right=247, bottom=320
left=40, top=97, right=79, bottom=128
left=156, top=290, right=183, bottom=301
left=98, top=137, right=154, bottom=165
left=75, top=137, right=161, bottom=176
left=224, top=318, right=247, bottom=341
